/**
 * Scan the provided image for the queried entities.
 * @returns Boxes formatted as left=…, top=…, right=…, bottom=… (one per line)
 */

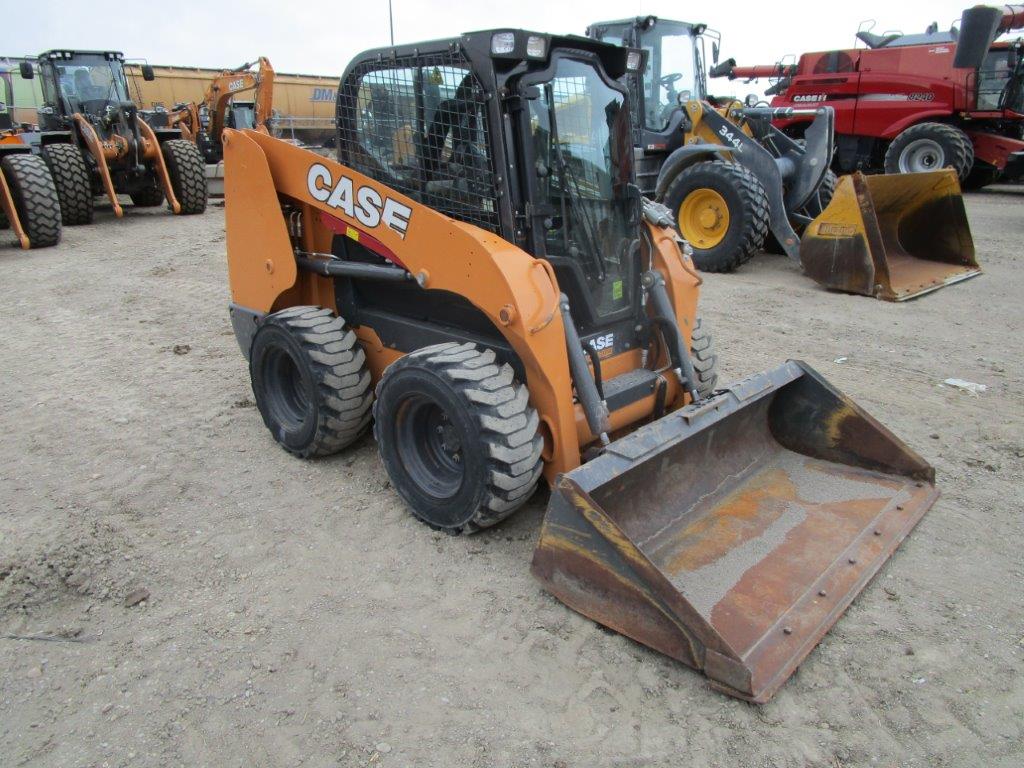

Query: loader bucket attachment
left=799, top=170, right=980, bottom=301
left=531, top=361, right=937, bottom=703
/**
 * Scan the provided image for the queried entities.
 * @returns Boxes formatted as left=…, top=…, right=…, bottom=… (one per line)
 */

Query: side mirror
left=712, top=42, right=720, bottom=65
left=19, top=61, right=34, bottom=80
left=142, top=65, right=155, bottom=82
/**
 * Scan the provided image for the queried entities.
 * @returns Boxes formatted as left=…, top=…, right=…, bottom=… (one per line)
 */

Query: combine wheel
left=0, top=154, right=62, bottom=248
left=249, top=307, right=374, bottom=458
left=884, top=123, right=972, bottom=180
left=42, top=143, right=93, bottom=225
left=663, top=161, right=769, bottom=272
left=373, top=342, right=544, bottom=535
left=162, top=139, right=208, bottom=215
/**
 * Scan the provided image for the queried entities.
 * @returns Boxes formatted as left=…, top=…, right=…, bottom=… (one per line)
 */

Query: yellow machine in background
left=126, top=62, right=337, bottom=145
left=588, top=15, right=981, bottom=300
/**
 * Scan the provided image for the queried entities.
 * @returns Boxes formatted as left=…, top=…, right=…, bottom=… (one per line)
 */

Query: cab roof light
left=491, top=32, right=517, bottom=56
left=526, top=35, right=548, bottom=59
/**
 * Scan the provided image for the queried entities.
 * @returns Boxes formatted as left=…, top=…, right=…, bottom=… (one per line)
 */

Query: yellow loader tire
left=663, top=161, right=769, bottom=273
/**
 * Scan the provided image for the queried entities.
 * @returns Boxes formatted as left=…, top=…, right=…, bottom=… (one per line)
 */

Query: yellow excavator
left=222, top=31, right=941, bottom=703
left=168, top=57, right=274, bottom=194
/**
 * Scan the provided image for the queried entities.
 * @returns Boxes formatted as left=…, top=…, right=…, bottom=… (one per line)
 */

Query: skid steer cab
left=587, top=16, right=980, bottom=300
left=224, top=30, right=938, bottom=703
left=19, top=50, right=207, bottom=225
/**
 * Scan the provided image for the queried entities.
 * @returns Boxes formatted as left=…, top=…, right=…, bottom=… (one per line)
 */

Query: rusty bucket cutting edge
left=530, top=361, right=938, bottom=703
left=799, top=169, right=980, bottom=301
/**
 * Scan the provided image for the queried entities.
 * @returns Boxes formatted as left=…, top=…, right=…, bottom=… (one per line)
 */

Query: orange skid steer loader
left=223, top=31, right=938, bottom=703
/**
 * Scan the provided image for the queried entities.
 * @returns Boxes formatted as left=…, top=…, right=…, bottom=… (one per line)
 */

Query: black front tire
left=690, top=316, right=718, bottom=399
left=373, top=342, right=544, bottom=534
left=249, top=307, right=373, bottom=458
left=162, top=139, right=207, bottom=215
left=42, top=143, right=94, bottom=225
left=662, top=161, right=770, bottom=273
left=1, top=154, right=62, bottom=248
left=883, top=123, right=972, bottom=180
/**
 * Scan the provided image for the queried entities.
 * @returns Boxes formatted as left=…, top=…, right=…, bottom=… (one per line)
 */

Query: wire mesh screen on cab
left=338, top=51, right=500, bottom=234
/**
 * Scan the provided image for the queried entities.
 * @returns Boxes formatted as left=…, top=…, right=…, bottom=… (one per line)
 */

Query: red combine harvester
left=712, top=5, right=1024, bottom=188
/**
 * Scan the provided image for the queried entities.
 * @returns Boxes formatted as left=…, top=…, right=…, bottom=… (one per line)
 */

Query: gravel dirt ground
left=1, top=185, right=1022, bottom=768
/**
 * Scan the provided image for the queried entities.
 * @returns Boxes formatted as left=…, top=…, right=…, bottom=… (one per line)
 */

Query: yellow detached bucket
left=800, top=170, right=980, bottom=301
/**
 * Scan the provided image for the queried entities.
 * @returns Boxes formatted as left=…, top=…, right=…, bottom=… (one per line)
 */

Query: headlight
left=491, top=32, right=516, bottom=56
left=626, top=50, right=642, bottom=71
left=744, top=93, right=759, bottom=108
left=526, top=35, right=547, bottom=59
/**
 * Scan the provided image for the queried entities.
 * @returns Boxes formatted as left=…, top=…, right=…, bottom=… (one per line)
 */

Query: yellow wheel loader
left=587, top=16, right=981, bottom=300
left=0, top=102, right=62, bottom=249
left=224, top=31, right=938, bottom=703
left=18, top=51, right=207, bottom=223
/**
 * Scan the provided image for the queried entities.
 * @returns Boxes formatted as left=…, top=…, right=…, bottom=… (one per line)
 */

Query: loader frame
left=26, top=49, right=205, bottom=217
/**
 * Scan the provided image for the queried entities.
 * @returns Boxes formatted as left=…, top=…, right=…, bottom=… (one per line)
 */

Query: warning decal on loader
left=307, top=163, right=413, bottom=239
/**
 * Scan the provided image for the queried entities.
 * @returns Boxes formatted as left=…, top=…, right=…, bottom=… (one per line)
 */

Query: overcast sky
left=0, top=0, right=1005, bottom=79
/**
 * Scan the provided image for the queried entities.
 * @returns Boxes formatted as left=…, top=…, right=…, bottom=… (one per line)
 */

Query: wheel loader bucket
left=531, top=361, right=937, bottom=703
left=799, top=170, right=980, bottom=301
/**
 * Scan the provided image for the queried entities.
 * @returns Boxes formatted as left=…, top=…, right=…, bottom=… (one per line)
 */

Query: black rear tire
left=1, top=154, right=62, bottom=248
left=130, top=184, right=165, bottom=207
left=42, top=143, right=93, bottom=225
left=162, top=139, right=207, bottom=215
left=883, top=123, right=972, bottom=180
left=662, top=161, right=769, bottom=273
left=250, top=307, right=373, bottom=458
left=961, top=160, right=1001, bottom=190
left=373, top=342, right=544, bottom=534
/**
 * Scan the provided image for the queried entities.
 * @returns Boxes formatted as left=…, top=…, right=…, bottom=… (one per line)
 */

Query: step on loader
left=587, top=16, right=980, bottom=300
left=0, top=101, right=62, bottom=249
left=18, top=51, right=207, bottom=224
left=223, top=31, right=938, bottom=703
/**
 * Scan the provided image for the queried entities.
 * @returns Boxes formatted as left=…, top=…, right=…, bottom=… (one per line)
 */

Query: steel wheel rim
left=679, top=188, right=730, bottom=248
left=395, top=394, right=464, bottom=499
left=899, top=138, right=945, bottom=173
